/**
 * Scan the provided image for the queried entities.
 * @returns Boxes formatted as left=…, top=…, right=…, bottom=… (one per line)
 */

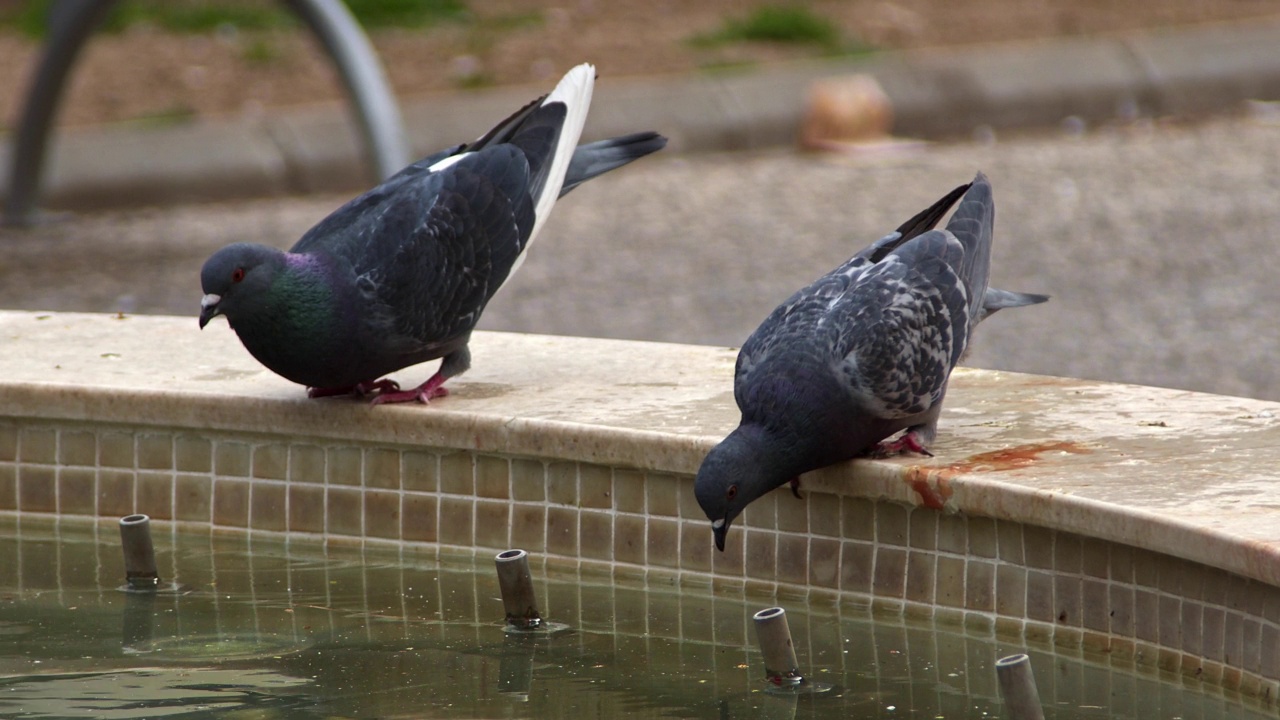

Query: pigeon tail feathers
left=943, top=173, right=995, bottom=319
left=560, top=132, right=668, bottom=196
left=978, top=287, right=1050, bottom=322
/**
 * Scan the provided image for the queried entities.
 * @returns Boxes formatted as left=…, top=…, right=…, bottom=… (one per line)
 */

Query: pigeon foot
left=870, top=431, right=934, bottom=458
left=370, top=374, right=450, bottom=405
left=788, top=477, right=803, bottom=499
left=308, top=379, right=401, bottom=399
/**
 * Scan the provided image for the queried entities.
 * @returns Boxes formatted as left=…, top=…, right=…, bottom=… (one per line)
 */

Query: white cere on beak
left=201, top=294, right=221, bottom=309
left=711, top=518, right=725, bottom=529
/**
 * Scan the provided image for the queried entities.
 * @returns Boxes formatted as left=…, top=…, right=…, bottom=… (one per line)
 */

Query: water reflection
left=0, top=516, right=1268, bottom=719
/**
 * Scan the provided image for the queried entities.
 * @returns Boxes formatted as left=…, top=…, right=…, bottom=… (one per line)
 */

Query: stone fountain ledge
left=3, top=309, right=1280, bottom=589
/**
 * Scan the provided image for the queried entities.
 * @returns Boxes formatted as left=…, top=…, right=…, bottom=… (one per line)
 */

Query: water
left=0, top=516, right=1267, bottom=719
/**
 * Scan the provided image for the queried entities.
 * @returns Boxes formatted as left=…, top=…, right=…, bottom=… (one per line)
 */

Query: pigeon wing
left=856, top=180, right=971, bottom=264
left=734, top=246, right=889, bottom=415
left=737, top=179, right=972, bottom=417
left=288, top=161, right=457, bottom=257
left=378, top=145, right=536, bottom=347
left=820, top=230, right=972, bottom=420
left=291, top=145, right=536, bottom=358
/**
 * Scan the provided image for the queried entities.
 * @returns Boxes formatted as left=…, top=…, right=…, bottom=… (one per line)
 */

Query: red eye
left=726, top=485, right=738, bottom=500
left=231, top=268, right=246, bottom=283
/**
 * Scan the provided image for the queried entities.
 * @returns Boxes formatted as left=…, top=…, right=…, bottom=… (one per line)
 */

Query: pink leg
left=370, top=372, right=451, bottom=406
left=788, top=476, right=803, bottom=499
left=307, top=378, right=400, bottom=399
left=871, top=430, right=934, bottom=458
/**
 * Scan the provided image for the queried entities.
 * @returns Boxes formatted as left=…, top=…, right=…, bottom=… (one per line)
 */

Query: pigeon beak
left=711, top=517, right=730, bottom=553
left=198, top=294, right=222, bottom=329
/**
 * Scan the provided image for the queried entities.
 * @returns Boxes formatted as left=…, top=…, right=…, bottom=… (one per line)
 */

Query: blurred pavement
left=5, top=16, right=1280, bottom=211
left=3, top=114, right=1279, bottom=401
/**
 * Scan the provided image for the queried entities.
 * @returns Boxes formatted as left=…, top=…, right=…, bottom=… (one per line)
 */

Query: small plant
left=479, top=10, right=543, bottom=32
left=241, top=36, right=283, bottom=66
left=0, top=0, right=469, bottom=38
left=692, top=4, right=843, bottom=52
left=131, top=2, right=293, bottom=33
left=343, top=0, right=468, bottom=29
left=127, top=103, right=198, bottom=128
left=1, top=0, right=292, bottom=38
left=457, top=10, right=543, bottom=65
left=452, top=72, right=495, bottom=90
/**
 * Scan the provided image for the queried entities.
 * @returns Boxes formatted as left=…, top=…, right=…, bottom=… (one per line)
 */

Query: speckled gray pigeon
left=199, top=64, right=666, bottom=404
left=695, top=173, right=1047, bottom=551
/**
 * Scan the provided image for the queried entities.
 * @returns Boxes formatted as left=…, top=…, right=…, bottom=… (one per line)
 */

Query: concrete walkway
left=2, top=17, right=1280, bottom=210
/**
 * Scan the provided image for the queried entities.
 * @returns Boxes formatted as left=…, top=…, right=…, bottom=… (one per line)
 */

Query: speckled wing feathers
left=735, top=179, right=988, bottom=427
left=832, top=231, right=969, bottom=418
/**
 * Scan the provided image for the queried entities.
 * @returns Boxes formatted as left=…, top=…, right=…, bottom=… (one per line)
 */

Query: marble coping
left=2, top=309, right=1279, bottom=590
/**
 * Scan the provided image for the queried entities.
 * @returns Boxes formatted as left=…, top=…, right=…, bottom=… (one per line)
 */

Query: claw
left=870, top=431, right=934, bottom=458
left=370, top=374, right=450, bottom=406
left=788, top=476, right=803, bottom=499
left=307, top=378, right=400, bottom=399
left=355, top=379, right=401, bottom=397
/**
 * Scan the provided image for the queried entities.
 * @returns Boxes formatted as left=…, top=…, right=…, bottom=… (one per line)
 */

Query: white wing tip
left=544, top=63, right=596, bottom=109
left=524, top=62, right=596, bottom=244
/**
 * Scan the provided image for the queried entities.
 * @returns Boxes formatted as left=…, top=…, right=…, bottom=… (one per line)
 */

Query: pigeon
left=695, top=173, right=1047, bottom=551
left=199, top=64, right=666, bottom=404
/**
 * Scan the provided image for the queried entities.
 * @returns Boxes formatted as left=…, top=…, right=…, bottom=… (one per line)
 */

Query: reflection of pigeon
left=695, top=173, right=1047, bottom=550
left=199, top=64, right=666, bottom=404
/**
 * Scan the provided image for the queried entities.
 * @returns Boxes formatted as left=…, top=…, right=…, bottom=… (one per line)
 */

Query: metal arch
left=2, top=0, right=410, bottom=228
left=2, top=0, right=118, bottom=227
left=282, top=0, right=409, bottom=181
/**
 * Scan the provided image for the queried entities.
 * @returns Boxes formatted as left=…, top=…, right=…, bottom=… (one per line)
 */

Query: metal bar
left=753, top=606, right=803, bottom=686
left=283, top=0, right=409, bottom=181
left=119, top=513, right=160, bottom=591
left=3, top=0, right=119, bottom=227
left=494, top=549, right=542, bottom=630
left=4, top=0, right=408, bottom=228
left=995, top=653, right=1046, bottom=720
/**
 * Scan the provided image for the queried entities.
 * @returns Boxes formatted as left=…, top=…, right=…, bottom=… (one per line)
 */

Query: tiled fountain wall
left=2, top=417, right=1278, bottom=705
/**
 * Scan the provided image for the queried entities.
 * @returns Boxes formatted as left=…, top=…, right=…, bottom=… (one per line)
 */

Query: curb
left=4, top=17, right=1280, bottom=211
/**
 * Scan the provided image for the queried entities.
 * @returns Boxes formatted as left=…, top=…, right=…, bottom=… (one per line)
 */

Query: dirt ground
left=2, top=0, right=1280, bottom=129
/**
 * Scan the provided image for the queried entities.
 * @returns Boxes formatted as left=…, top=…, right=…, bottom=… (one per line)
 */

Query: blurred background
left=2, top=0, right=1280, bottom=400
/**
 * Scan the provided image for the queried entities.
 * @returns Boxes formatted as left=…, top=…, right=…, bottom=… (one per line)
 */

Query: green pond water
left=0, top=515, right=1268, bottom=719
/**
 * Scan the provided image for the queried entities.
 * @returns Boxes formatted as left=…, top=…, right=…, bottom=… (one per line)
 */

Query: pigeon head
left=199, top=243, right=286, bottom=329
left=694, top=427, right=786, bottom=552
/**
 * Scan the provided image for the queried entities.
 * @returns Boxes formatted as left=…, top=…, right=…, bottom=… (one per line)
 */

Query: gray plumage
left=695, top=173, right=1047, bottom=551
left=199, top=64, right=666, bottom=404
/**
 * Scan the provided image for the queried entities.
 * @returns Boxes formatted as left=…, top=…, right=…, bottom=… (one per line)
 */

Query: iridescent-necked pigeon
left=695, top=173, right=1047, bottom=551
left=199, top=63, right=666, bottom=404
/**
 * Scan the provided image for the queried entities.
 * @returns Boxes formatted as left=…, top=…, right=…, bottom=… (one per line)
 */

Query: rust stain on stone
left=902, top=441, right=1090, bottom=509
left=907, top=471, right=952, bottom=510
left=956, top=441, right=1090, bottom=472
